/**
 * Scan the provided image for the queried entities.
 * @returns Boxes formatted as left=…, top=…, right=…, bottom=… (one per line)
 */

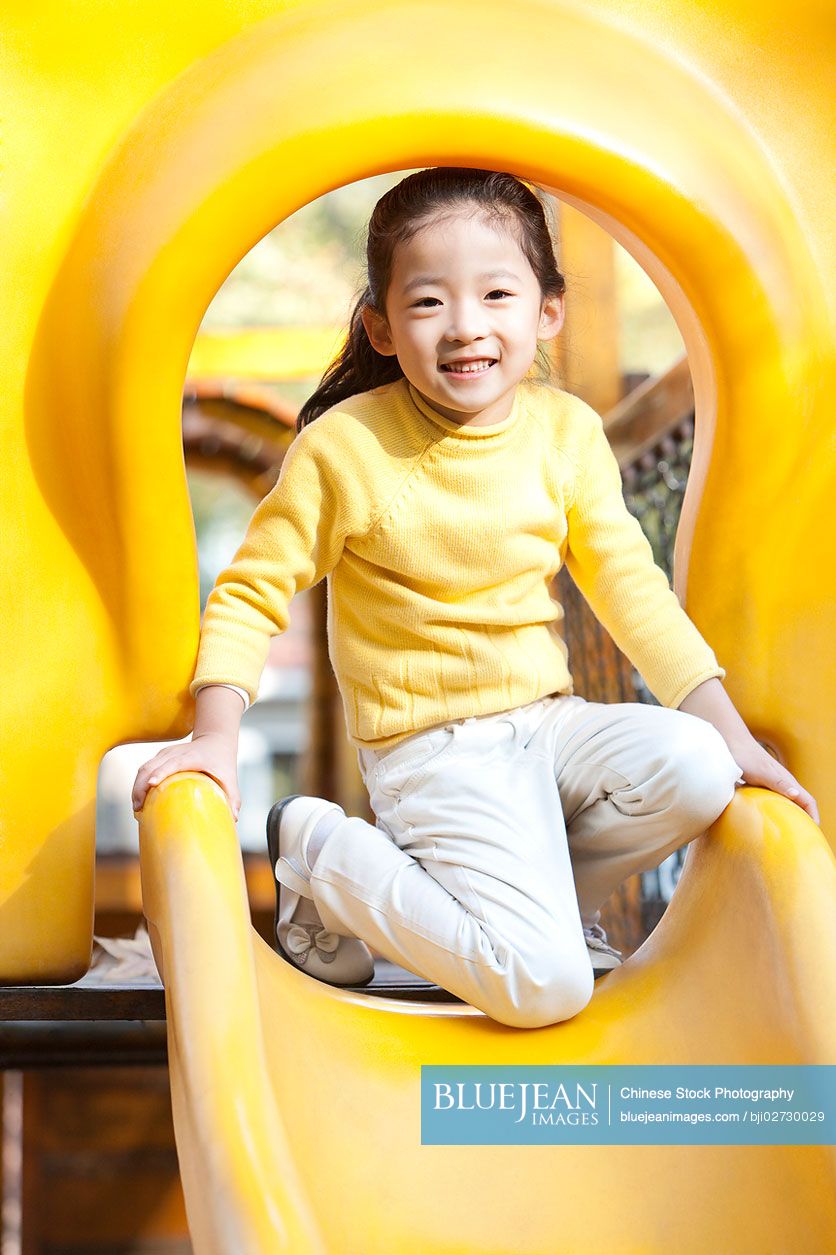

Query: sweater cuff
left=192, top=682, right=250, bottom=712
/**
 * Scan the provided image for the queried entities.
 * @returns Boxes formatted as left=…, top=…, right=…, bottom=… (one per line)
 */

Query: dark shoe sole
left=266, top=796, right=375, bottom=988
left=266, top=795, right=304, bottom=957
left=591, top=958, right=623, bottom=977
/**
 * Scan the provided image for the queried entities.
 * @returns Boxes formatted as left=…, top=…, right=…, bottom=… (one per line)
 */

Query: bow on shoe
left=283, top=922, right=340, bottom=965
left=583, top=922, right=622, bottom=956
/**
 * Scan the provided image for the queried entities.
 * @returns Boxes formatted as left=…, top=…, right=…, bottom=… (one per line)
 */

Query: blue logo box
left=421, top=1065, right=835, bottom=1145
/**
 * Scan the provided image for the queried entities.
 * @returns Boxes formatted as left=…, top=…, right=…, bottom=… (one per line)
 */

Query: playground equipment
left=2, top=0, right=834, bottom=1250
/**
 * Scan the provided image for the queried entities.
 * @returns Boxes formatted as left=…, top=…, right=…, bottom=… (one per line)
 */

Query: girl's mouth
left=439, top=359, right=497, bottom=376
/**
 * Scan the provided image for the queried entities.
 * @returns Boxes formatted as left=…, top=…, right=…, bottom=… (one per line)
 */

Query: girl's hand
left=726, top=734, right=819, bottom=825
left=131, top=733, right=241, bottom=820
left=678, top=678, right=819, bottom=825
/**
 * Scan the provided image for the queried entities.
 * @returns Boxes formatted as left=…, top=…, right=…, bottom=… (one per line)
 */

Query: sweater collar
left=406, top=379, right=523, bottom=438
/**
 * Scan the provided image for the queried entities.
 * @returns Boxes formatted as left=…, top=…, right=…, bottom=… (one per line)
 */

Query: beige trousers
left=309, top=694, right=743, bottom=1028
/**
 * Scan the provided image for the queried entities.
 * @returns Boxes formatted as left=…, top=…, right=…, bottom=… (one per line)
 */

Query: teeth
left=443, top=359, right=495, bottom=373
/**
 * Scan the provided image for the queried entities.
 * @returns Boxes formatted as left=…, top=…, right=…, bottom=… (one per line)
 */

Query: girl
left=133, top=168, right=818, bottom=1029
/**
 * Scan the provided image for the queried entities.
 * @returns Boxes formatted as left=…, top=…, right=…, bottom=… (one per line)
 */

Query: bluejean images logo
left=432, top=1077, right=600, bottom=1126
left=420, top=1065, right=835, bottom=1146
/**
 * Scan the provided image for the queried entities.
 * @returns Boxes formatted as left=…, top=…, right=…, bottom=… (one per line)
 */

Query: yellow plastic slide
left=139, top=779, right=835, bottom=1253
left=2, top=0, right=834, bottom=1250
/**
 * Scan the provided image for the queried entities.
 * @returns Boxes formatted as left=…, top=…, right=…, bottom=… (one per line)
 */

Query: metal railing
left=621, top=413, right=696, bottom=930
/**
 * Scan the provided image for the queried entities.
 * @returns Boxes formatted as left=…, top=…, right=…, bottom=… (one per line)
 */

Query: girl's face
left=361, top=212, right=564, bottom=427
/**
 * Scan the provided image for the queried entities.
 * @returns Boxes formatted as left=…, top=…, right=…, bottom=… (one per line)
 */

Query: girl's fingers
left=739, top=754, right=820, bottom=826
left=132, top=756, right=191, bottom=809
left=132, top=751, right=177, bottom=792
left=774, top=774, right=819, bottom=824
left=132, top=758, right=239, bottom=819
left=750, top=770, right=819, bottom=825
left=792, top=789, right=819, bottom=825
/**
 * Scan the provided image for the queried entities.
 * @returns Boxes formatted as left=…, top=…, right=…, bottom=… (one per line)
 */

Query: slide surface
left=139, top=776, right=836, bottom=1253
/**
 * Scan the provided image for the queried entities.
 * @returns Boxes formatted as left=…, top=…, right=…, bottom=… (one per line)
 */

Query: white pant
left=309, top=694, right=743, bottom=1028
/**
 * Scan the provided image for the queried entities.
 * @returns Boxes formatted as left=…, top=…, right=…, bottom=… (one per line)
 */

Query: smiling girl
left=133, top=168, right=817, bottom=1027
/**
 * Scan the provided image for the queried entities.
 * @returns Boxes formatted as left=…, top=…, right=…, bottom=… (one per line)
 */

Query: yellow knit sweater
left=190, top=376, right=723, bottom=750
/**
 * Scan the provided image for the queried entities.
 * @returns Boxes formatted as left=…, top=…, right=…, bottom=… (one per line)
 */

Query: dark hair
left=296, top=167, right=566, bottom=430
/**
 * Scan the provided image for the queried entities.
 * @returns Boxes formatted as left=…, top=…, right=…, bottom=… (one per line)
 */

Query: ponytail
left=296, top=286, right=403, bottom=431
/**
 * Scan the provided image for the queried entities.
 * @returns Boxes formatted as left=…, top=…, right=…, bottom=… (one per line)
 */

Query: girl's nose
left=445, top=300, right=491, bottom=343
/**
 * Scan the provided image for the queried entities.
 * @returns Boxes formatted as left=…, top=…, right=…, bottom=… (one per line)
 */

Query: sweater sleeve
left=563, top=401, right=724, bottom=708
left=189, top=423, right=371, bottom=706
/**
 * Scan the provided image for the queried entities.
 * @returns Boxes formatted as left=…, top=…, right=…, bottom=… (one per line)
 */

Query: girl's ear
left=361, top=304, right=397, bottom=356
left=538, top=292, right=565, bottom=342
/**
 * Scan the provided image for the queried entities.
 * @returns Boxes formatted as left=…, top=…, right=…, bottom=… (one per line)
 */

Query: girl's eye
left=411, top=291, right=513, bottom=307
